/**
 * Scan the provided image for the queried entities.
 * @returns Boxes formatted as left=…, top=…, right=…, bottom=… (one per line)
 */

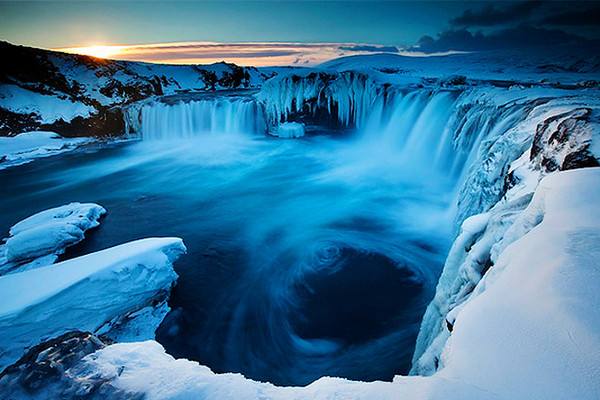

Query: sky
left=0, top=1, right=599, bottom=66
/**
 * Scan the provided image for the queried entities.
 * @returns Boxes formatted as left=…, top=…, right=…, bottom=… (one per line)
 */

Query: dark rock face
left=0, top=331, right=140, bottom=399
left=41, top=108, right=126, bottom=138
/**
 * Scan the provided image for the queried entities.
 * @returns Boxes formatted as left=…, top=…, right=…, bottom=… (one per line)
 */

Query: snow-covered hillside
left=0, top=41, right=270, bottom=136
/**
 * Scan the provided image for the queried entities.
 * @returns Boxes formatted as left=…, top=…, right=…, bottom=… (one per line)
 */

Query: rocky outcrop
left=0, top=331, right=140, bottom=399
left=530, top=107, right=599, bottom=171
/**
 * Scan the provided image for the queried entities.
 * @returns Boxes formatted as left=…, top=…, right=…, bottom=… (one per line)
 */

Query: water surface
left=0, top=132, right=453, bottom=385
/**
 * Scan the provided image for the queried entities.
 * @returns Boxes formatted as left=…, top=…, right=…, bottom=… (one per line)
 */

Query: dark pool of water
left=0, top=135, right=453, bottom=386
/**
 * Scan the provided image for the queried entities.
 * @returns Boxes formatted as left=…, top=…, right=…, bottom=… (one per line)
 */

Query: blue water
left=0, top=132, right=454, bottom=385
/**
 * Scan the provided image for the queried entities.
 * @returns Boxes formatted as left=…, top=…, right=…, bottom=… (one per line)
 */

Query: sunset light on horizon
left=54, top=41, right=411, bottom=66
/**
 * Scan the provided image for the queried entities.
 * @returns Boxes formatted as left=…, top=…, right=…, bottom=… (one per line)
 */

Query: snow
left=436, top=168, right=600, bottom=400
left=0, top=131, right=91, bottom=170
left=0, top=237, right=186, bottom=369
left=271, top=122, right=305, bottom=138
left=54, top=168, right=600, bottom=400
left=412, top=92, right=600, bottom=374
left=320, top=50, right=600, bottom=86
left=0, top=84, right=94, bottom=123
left=0, top=203, right=106, bottom=275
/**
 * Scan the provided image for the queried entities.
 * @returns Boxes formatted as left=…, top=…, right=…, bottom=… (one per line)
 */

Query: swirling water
left=0, top=92, right=469, bottom=386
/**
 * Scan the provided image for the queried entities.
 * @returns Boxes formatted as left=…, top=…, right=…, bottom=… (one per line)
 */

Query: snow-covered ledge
left=0, top=237, right=186, bottom=369
left=4, top=168, right=596, bottom=399
left=0, top=202, right=106, bottom=275
left=0, top=131, right=92, bottom=170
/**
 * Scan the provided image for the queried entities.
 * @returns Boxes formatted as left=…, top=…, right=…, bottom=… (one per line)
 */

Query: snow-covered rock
left=0, top=202, right=106, bottom=275
left=0, top=237, right=186, bottom=369
left=0, top=131, right=91, bottom=169
left=0, top=84, right=94, bottom=124
left=412, top=95, right=600, bottom=376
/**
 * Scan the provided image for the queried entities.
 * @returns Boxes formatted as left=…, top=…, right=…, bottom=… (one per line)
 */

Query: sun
left=60, top=45, right=122, bottom=59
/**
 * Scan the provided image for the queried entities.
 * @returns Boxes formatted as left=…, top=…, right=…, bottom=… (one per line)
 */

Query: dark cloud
left=412, top=25, right=594, bottom=53
left=338, top=45, right=398, bottom=53
left=450, top=1, right=542, bottom=27
left=538, top=5, right=600, bottom=26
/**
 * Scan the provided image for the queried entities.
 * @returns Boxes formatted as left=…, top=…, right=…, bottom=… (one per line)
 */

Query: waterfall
left=126, top=98, right=266, bottom=140
left=122, top=78, right=536, bottom=221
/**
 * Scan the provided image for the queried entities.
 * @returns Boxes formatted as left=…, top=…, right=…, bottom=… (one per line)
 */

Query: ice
left=271, top=122, right=305, bottom=138
left=0, top=237, right=186, bottom=369
left=0, top=131, right=91, bottom=170
left=256, top=71, right=380, bottom=130
left=0, top=202, right=106, bottom=275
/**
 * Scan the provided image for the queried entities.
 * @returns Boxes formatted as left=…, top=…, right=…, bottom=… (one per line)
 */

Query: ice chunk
left=0, top=237, right=186, bottom=368
left=0, top=202, right=106, bottom=275
left=271, top=122, right=305, bottom=138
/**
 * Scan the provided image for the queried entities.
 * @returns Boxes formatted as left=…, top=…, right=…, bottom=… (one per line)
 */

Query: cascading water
left=128, top=97, right=266, bottom=139
left=104, top=79, right=540, bottom=385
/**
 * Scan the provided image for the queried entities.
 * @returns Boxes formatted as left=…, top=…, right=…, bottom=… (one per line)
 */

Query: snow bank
left=0, top=237, right=186, bottom=369
left=433, top=168, right=600, bottom=399
left=412, top=92, right=599, bottom=374
left=51, top=168, right=600, bottom=400
left=0, top=202, right=106, bottom=275
left=320, top=50, right=600, bottom=85
left=271, top=122, right=305, bottom=138
left=0, top=131, right=91, bottom=170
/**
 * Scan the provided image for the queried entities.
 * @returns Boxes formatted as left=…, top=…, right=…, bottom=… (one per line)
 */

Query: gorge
left=0, top=41, right=599, bottom=399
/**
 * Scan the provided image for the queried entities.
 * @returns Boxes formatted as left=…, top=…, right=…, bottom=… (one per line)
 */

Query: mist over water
left=0, top=91, right=472, bottom=385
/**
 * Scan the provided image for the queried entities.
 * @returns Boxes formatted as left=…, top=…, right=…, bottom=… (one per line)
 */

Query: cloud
left=57, top=42, right=405, bottom=66
left=338, top=45, right=398, bottom=53
left=450, top=1, right=542, bottom=27
left=411, top=25, right=594, bottom=53
left=538, top=5, right=600, bottom=26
